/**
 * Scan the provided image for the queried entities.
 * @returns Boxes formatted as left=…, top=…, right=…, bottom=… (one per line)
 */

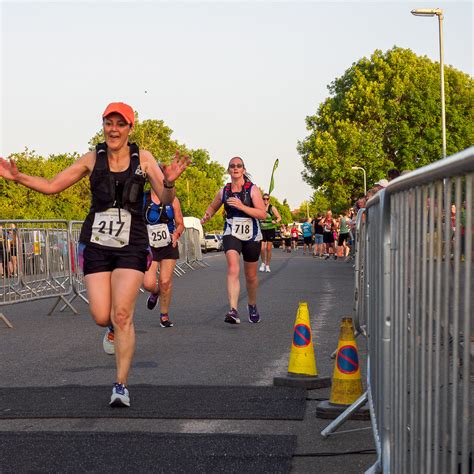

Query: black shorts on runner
left=303, top=236, right=312, bottom=245
left=223, top=235, right=261, bottom=262
left=150, top=243, right=180, bottom=262
left=79, top=244, right=149, bottom=276
left=261, top=228, right=275, bottom=242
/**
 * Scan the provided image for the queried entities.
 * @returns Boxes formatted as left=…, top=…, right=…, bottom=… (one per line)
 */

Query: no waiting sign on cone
left=274, top=302, right=330, bottom=389
left=316, top=317, right=370, bottom=420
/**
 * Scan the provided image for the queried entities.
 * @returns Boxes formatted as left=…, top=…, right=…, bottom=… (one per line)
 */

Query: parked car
left=201, top=233, right=223, bottom=253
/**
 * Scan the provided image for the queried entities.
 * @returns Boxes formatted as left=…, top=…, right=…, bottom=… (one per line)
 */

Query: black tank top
left=79, top=166, right=148, bottom=250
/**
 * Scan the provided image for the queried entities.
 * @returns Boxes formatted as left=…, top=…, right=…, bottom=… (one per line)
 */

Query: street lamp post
left=351, top=166, right=367, bottom=196
left=411, top=8, right=446, bottom=158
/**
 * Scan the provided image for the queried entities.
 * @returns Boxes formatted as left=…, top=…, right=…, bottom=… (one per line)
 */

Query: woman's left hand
left=162, top=151, right=191, bottom=185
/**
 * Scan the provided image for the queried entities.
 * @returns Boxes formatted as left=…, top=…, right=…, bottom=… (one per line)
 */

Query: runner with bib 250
left=143, top=187, right=184, bottom=328
left=201, top=157, right=266, bottom=324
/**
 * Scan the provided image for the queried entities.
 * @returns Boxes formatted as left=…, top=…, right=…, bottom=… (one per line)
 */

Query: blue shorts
left=314, top=234, right=323, bottom=244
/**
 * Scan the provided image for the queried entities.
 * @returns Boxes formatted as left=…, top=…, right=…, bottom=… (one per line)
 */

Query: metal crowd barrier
left=0, top=218, right=209, bottom=326
left=0, top=220, right=74, bottom=326
left=359, top=147, right=473, bottom=473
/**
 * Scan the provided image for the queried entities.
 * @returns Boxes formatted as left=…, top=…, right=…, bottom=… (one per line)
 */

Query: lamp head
left=411, top=8, right=443, bottom=17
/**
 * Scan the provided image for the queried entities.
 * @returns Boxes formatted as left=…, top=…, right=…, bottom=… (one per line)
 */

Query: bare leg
left=110, top=268, right=144, bottom=385
left=244, top=260, right=259, bottom=306
left=143, top=261, right=159, bottom=294
left=158, top=259, right=177, bottom=314
left=226, top=250, right=241, bottom=309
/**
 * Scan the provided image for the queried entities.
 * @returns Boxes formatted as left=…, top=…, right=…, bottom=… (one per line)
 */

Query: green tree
left=0, top=149, right=89, bottom=220
left=1, top=116, right=226, bottom=222
left=298, top=46, right=474, bottom=210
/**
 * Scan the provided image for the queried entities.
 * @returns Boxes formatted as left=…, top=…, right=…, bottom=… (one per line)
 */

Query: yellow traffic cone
left=274, top=302, right=330, bottom=389
left=316, top=318, right=369, bottom=419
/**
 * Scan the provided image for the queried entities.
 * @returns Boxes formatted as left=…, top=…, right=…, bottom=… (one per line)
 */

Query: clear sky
left=1, top=1, right=472, bottom=209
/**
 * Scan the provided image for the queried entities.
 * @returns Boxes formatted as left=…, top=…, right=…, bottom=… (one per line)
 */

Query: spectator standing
left=301, top=218, right=313, bottom=255
left=321, top=210, right=336, bottom=259
left=312, top=213, right=324, bottom=257
left=337, top=210, right=351, bottom=259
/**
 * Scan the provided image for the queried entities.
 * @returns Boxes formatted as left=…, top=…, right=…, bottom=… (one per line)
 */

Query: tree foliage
left=2, top=117, right=227, bottom=225
left=298, top=46, right=474, bottom=212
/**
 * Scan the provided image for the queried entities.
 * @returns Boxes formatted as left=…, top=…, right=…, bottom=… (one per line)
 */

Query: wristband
left=164, top=181, right=175, bottom=189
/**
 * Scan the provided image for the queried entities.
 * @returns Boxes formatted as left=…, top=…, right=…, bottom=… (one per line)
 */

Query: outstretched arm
left=201, top=190, right=223, bottom=224
left=171, top=198, right=185, bottom=248
left=0, top=152, right=93, bottom=194
left=143, top=150, right=190, bottom=206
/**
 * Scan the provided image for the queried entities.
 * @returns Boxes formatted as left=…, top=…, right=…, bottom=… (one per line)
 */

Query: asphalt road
left=0, top=248, right=376, bottom=473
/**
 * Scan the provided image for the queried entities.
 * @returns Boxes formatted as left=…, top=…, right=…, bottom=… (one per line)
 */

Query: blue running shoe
left=110, top=383, right=130, bottom=407
left=224, top=308, right=240, bottom=324
left=248, top=304, right=261, bottom=323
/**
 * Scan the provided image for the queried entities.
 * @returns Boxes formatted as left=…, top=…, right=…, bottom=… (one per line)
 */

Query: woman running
left=259, top=193, right=281, bottom=273
left=201, top=157, right=266, bottom=324
left=143, top=189, right=184, bottom=328
left=0, top=102, right=190, bottom=407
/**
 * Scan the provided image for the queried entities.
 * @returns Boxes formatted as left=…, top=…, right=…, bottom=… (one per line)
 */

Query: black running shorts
left=79, top=244, right=149, bottom=276
left=261, top=228, right=275, bottom=242
left=338, top=233, right=350, bottom=246
left=150, top=243, right=179, bottom=262
left=222, top=235, right=261, bottom=262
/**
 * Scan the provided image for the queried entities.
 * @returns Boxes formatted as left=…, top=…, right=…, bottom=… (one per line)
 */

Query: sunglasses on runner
left=228, top=163, right=243, bottom=169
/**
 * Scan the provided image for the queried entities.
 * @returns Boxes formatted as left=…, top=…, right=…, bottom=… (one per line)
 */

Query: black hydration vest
left=222, top=181, right=254, bottom=219
left=89, top=142, right=146, bottom=216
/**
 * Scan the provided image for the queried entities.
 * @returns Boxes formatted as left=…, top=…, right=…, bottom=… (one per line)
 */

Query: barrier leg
left=321, top=391, right=368, bottom=438
left=0, top=313, right=14, bottom=329
left=48, top=295, right=78, bottom=316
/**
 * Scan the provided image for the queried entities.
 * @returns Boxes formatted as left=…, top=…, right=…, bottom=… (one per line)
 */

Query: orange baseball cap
left=102, top=102, right=135, bottom=126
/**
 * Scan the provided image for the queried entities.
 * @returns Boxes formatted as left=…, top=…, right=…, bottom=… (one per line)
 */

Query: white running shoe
left=265, top=265, right=271, bottom=272
left=259, top=263, right=266, bottom=272
left=110, top=383, right=130, bottom=407
left=103, top=326, right=115, bottom=355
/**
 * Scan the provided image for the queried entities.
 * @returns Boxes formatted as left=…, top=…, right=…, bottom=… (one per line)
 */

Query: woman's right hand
left=0, top=158, right=19, bottom=181
left=201, top=211, right=211, bottom=225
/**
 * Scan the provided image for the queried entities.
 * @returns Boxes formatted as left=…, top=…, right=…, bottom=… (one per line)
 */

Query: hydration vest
left=222, top=181, right=254, bottom=218
left=143, top=191, right=175, bottom=230
left=89, top=142, right=146, bottom=216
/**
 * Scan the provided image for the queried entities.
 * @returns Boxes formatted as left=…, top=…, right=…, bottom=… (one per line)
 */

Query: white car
left=201, top=234, right=223, bottom=252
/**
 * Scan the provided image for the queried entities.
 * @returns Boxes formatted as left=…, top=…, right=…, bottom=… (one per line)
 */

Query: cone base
left=315, top=400, right=371, bottom=420
left=273, top=373, right=331, bottom=389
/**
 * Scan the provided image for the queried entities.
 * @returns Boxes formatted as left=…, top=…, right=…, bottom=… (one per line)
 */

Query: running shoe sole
left=102, top=330, right=115, bottom=355
left=110, top=395, right=130, bottom=408
left=147, top=293, right=159, bottom=310
left=224, top=315, right=240, bottom=324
